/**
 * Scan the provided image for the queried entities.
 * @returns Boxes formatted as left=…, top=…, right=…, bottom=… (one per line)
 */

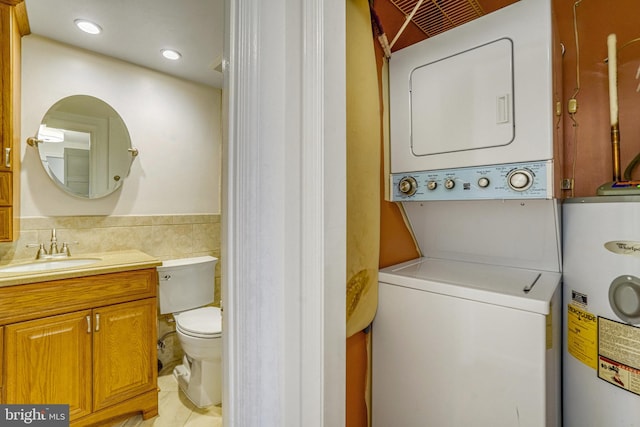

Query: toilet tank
left=157, top=256, right=218, bottom=314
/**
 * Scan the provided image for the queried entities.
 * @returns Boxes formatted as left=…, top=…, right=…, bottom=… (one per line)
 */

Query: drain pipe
left=157, top=330, right=177, bottom=373
left=607, top=33, right=622, bottom=183
left=157, top=330, right=176, bottom=353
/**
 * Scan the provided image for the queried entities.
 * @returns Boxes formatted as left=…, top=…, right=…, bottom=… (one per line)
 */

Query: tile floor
left=110, top=372, right=223, bottom=427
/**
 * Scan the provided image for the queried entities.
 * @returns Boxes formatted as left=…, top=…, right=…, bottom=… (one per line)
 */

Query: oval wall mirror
left=27, top=95, right=137, bottom=199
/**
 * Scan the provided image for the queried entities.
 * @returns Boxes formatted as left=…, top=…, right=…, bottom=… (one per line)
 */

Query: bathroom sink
left=0, top=258, right=101, bottom=273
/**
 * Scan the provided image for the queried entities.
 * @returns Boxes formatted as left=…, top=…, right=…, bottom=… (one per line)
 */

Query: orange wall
left=556, top=0, right=640, bottom=197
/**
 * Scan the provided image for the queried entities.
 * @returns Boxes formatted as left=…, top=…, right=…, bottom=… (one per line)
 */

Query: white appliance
left=372, top=200, right=562, bottom=427
left=374, top=1, right=563, bottom=424
left=388, top=0, right=561, bottom=201
left=563, top=197, right=640, bottom=427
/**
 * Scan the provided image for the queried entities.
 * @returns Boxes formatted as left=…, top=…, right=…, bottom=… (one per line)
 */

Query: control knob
left=507, top=169, right=533, bottom=191
left=398, top=176, right=418, bottom=196
left=427, top=181, right=438, bottom=191
left=477, top=177, right=490, bottom=188
left=444, top=179, right=455, bottom=190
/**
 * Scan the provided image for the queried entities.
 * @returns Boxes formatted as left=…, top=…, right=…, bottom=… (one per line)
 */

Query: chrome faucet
left=25, top=243, right=49, bottom=260
left=49, top=228, right=59, bottom=255
left=26, top=229, right=77, bottom=260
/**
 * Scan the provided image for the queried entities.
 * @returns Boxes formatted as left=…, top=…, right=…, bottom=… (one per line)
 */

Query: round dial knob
left=507, top=169, right=533, bottom=191
left=427, top=181, right=438, bottom=191
left=613, top=282, right=640, bottom=317
left=609, top=275, right=640, bottom=323
left=477, top=177, right=490, bottom=188
left=444, top=179, right=455, bottom=190
left=398, top=176, right=418, bottom=196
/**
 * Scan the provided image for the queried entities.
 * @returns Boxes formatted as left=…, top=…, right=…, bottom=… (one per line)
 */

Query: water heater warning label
left=598, top=317, right=640, bottom=396
left=567, top=304, right=598, bottom=369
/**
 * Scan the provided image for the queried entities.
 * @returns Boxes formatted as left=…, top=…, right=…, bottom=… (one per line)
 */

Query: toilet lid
left=176, top=307, right=222, bottom=338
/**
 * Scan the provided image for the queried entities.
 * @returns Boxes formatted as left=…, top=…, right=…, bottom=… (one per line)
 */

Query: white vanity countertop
left=0, top=249, right=162, bottom=287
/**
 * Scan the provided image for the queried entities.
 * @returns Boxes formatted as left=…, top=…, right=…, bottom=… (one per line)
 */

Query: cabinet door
left=0, top=171, right=11, bottom=205
left=93, top=298, right=157, bottom=411
left=0, top=170, right=11, bottom=239
left=0, top=2, right=21, bottom=174
left=0, top=1, right=24, bottom=242
left=4, top=310, right=93, bottom=420
left=0, top=207, right=9, bottom=242
left=0, top=3, right=12, bottom=171
left=0, top=326, right=3, bottom=402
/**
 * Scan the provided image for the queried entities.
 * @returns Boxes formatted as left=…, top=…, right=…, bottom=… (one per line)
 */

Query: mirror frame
left=27, top=95, right=136, bottom=199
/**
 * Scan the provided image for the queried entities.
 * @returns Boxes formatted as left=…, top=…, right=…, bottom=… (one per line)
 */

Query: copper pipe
left=612, top=123, right=621, bottom=182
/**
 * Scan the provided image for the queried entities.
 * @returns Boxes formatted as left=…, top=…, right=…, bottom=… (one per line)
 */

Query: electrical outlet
left=561, top=179, right=573, bottom=190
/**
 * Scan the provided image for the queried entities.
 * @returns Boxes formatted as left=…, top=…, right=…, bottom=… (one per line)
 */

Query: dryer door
left=410, top=38, right=514, bottom=157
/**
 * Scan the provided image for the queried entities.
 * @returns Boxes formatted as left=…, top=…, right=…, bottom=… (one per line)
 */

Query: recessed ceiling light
left=74, top=19, right=102, bottom=35
left=161, top=49, right=182, bottom=61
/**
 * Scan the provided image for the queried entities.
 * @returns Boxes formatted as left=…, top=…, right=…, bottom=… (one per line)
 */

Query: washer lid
left=379, top=257, right=561, bottom=315
left=176, top=307, right=222, bottom=337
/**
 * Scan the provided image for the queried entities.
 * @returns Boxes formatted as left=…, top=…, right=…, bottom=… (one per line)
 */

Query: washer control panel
left=391, top=161, right=553, bottom=201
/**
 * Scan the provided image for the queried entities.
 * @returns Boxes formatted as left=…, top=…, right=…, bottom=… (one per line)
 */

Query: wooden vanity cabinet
left=92, top=299, right=156, bottom=412
left=5, top=310, right=94, bottom=419
left=0, top=0, right=28, bottom=242
left=0, top=268, right=159, bottom=426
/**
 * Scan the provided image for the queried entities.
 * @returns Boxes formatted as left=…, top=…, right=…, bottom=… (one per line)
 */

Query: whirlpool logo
left=604, top=241, right=640, bottom=256
left=0, top=405, right=69, bottom=426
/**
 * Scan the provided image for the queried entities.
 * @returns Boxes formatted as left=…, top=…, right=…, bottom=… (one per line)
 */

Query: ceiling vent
left=389, top=0, right=485, bottom=37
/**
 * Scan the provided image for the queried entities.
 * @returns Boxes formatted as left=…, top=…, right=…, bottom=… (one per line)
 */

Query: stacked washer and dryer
left=372, top=1, right=563, bottom=426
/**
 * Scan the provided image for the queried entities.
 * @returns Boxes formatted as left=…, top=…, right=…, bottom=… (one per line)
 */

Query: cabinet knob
left=86, top=315, right=91, bottom=333
left=4, top=147, right=10, bottom=168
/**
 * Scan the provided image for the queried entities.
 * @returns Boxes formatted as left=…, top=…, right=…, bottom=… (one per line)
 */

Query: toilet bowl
left=173, top=306, right=222, bottom=407
left=157, top=256, right=221, bottom=407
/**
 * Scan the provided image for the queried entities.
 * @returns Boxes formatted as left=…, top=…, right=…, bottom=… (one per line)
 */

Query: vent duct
left=389, top=0, right=485, bottom=37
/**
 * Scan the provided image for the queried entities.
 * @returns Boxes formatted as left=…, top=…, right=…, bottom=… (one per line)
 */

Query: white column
left=222, top=0, right=346, bottom=425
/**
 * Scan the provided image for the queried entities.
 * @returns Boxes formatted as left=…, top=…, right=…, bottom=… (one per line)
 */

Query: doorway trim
left=222, top=0, right=346, bottom=426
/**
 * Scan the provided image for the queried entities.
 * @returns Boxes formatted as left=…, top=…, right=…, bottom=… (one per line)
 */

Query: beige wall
left=22, top=36, right=222, bottom=217
left=1, top=213, right=217, bottom=259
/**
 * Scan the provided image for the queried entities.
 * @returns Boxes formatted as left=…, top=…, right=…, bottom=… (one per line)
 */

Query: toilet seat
left=175, top=307, right=222, bottom=339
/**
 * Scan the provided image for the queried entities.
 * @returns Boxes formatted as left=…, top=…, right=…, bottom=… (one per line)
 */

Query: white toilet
left=157, top=256, right=222, bottom=407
